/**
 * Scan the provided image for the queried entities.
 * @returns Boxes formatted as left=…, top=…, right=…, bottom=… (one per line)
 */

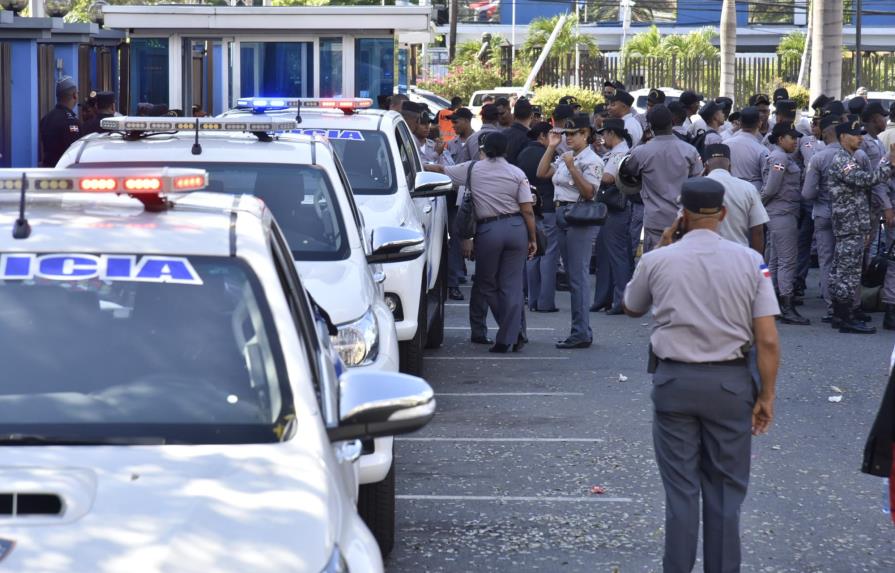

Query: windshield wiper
left=0, top=434, right=166, bottom=446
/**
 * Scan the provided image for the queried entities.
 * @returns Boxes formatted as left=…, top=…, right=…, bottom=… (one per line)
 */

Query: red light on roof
left=173, top=175, right=206, bottom=191
left=123, top=177, right=162, bottom=192
left=79, top=177, right=117, bottom=192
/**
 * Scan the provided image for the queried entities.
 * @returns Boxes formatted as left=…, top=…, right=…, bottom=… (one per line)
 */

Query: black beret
left=775, top=99, right=797, bottom=113
left=481, top=103, right=500, bottom=121
left=823, top=100, right=846, bottom=117
left=95, top=91, right=115, bottom=108
left=773, top=87, right=790, bottom=102
left=702, top=143, right=730, bottom=162
left=836, top=117, right=867, bottom=137
left=680, top=177, right=725, bottom=214
left=553, top=104, right=574, bottom=121
left=648, top=104, right=673, bottom=130
left=679, top=91, right=704, bottom=106
left=609, top=90, right=635, bottom=107
left=847, top=97, right=867, bottom=115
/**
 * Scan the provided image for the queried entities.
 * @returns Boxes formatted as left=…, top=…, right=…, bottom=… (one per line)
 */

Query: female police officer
left=537, top=113, right=605, bottom=349
left=428, top=132, right=538, bottom=353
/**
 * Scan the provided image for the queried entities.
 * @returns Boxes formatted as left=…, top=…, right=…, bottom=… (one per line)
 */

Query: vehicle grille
left=0, top=493, right=64, bottom=516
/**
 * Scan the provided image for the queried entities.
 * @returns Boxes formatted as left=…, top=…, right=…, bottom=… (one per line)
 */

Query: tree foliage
left=622, top=25, right=718, bottom=60
left=776, top=31, right=806, bottom=66
left=521, top=15, right=599, bottom=63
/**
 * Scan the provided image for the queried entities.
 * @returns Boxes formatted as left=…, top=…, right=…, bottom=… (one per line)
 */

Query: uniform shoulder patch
left=772, top=162, right=786, bottom=171
left=843, top=161, right=857, bottom=173
left=759, top=263, right=771, bottom=278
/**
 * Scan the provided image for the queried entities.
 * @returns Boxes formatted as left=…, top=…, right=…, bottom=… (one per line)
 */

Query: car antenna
left=12, top=172, right=31, bottom=240
left=191, top=118, right=202, bottom=155
left=295, top=99, right=302, bottom=124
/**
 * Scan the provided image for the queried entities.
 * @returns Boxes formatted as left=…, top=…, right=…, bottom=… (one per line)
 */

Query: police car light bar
left=235, top=97, right=373, bottom=114
left=0, top=168, right=208, bottom=196
left=99, top=116, right=299, bottom=133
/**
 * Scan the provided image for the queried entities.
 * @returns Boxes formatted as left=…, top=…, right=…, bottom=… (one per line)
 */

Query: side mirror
left=412, top=171, right=451, bottom=198
left=327, top=370, right=436, bottom=442
left=366, top=226, right=425, bottom=265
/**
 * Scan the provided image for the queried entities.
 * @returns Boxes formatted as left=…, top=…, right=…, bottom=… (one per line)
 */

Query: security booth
left=0, top=10, right=124, bottom=167
left=101, top=5, right=433, bottom=117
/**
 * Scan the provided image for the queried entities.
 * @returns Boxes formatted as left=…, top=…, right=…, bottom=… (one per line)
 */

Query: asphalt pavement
left=386, top=266, right=895, bottom=573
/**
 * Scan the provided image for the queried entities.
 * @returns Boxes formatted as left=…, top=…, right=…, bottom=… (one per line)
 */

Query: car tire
left=358, top=462, right=396, bottom=558
left=425, top=233, right=447, bottom=349
left=399, top=280, right=426, bottom=376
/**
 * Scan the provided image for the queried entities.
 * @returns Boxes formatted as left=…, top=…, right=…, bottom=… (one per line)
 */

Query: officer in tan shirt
left=623, top=177, right=781, bottom=573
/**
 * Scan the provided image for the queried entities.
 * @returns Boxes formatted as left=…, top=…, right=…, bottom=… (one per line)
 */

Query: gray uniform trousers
left=556, top=205, right=598, bottom=343
left=446, top=202, right=466, bottom=288
left=593, top=205, right=633, bottom=308
left=766, top=213, right=799, bottom=296
left=471, top=216, right=528, bottom=346
left=642, top=227, right=665, bottom=254
left=527, top=212, right=560, bottom=311
left=652, top=361, right=755, bottom=573
left=814, top=216, right=836, bottom=306
left=795, top=201, right=815, bottom=289
left=881, top=225, right=895, bottom=304
left=629, top=202, right=645, bottom=259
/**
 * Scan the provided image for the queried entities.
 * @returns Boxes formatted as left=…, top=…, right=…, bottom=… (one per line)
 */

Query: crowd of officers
left=411, top=82, right=895, bottom=349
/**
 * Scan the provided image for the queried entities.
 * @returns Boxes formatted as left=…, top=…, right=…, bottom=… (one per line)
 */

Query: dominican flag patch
left=772, top=162, right=786, bottom=172
left=760, top=263, right=771, bottom=278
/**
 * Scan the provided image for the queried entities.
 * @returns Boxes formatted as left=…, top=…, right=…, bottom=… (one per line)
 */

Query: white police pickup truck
left=223, top=98, right=451, bottom=377
left=0, top=167, right=435, bottom=572
left=56, top=115, right=441, bottom=555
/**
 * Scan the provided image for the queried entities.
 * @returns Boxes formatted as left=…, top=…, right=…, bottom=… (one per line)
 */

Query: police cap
left=698, top=101, right=722, bottom=122
left=775, top=99, right=797, bottom=113
left=749, top=93, right=771, bottom=106
left=811, top=94, right=832, bottom=111
left=773, top=87, right=790, bottom=102
left=820, top=114, right=841, bottom=131
left=553, top=104, right=574, bottom=121
left=448, top=107, right=473, bottom=120
left=823, top=100, right=846, bottom=118
left=770, top=122, right=803, bottom=144
left=56, top=76, right=77, bottom=98
left=647, top=104, right=673, bottom=130
left=597, top=118, right=627, bottom=136
left=608, top=90, right=635, bottom=107
left=680, top=177, right=725, bottom=215
left=527, top=121, right=552, bottom=139
left=647, top=89, right=666, bottom=104
left=861, top=101, right=889, bottom=121
left=95, top=91, right=115, bottom=108
left=739, top=106, right=761, bottom=128
left=847, top=97, right=867, bottom=115
left=480, top=103, right=500, bottom=121
left=714, top=96, right=733, bottom=112
left=836, top=118, right=867, bottom=137
left=701, top=143, right=730, bottom=162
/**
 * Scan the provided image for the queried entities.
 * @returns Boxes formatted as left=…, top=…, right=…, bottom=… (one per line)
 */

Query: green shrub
left=766, top=79, right=810, bottom=110
left=531, top=85, right=604, bottom=118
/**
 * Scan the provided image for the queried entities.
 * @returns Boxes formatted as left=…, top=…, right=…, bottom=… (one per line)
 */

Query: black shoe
left=835, top=302, right=876, bottom=334
left=590, top=303, right=610, bottom=313
left=489, top=343, right=510, bottom=353
left=555, top=338, right=592, bottom=349
left=512, top=334, right=526, bottom=353
left=778, top=296, right=810, bottom=325
left=792, top=296, right=804, bottom=306
left=853, top=308, right=873, bottom=323
left=821, top=310, right=833, bottom=324
left=532, top=306, right=560, bottom=313
left=471, top=335, right=493, bottom=345
left=459, top=276, right=468, bottom=284
left=884, top=304, right=895, bottom=330
left=448, top=287, right=464, bottom=301
left=606, top=306, right=624, bottom=316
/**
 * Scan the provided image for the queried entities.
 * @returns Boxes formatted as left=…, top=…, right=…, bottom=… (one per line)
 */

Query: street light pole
left=855, top=0, right=863, bottom=89
left=575, top=1, right=580, bottom=87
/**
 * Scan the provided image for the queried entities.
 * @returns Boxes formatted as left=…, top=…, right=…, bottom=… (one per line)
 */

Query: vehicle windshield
left=317, top=131, right=397, bottom=196
left=636, top=95, right=679, bottom=109
left=416, top=92, right=450, bottom=108
left=470, top=92, right=531, bottom=106
left=77, top=162, right=349, bottom=261
left=0, top=255, right=294, bottom=444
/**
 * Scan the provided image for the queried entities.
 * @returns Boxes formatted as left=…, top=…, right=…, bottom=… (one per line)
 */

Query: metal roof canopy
left=102, top=5, right=433, bottom=35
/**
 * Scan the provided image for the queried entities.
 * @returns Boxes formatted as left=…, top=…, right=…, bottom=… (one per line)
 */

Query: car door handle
left=423, top=204, right=433, bottom=214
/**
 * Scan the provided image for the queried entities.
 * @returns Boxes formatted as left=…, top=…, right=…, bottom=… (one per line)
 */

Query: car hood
left=296, top=257, right=374, bottom=325
left=0, top=444, right=341, bottom=573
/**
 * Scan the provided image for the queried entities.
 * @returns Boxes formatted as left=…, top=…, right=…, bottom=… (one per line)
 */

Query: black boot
left=821, top=306, right=834, bottom=324
left=779, top=296, right=810, bottom=325
left=835, top=302, right=876, bottom=334
left=884, top=304, right=895, bottom=331
left=852, top=307, right=873, bottom=323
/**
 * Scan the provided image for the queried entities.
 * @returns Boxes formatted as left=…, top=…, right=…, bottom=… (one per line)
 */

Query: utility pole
left=855, top=0, right=863, bottom=89
left=797, top=0, right=812, bottom=87
left=448, top=0, right=458, bottom=62
left=719, top=0, right=736, bottom=99
left=575, top=2, right=580, bottom=87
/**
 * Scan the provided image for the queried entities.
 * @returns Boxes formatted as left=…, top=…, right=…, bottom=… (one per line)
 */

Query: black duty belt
left=477, top=212, right=521, bottom=225
left=660, top=358, right=747, bottom=367
left=555, top=200, right=577, bottom=208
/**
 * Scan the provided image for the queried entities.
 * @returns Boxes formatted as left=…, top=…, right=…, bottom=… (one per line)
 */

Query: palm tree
left=810, top=0, right=843, bottom=99
left=621, top=25, right=664, bottom=58
left=777, top=31, right=806, bottom=65
left=720, top=0, right=736, bottom=98
left=622, top=25, right=718, bottom=59
left=522, top=15, right=600, bottom=62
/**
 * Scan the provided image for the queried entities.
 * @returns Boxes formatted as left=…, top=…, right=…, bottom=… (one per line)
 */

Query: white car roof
left=0, top=191, right=267, bottom=258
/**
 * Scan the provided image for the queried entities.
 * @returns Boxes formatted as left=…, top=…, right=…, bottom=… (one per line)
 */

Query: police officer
left=704, top=143, right=769, bottom=253
left=433, top=132, right=538, bottom=353
left=794, top=109, right=826, bottom=297
left=726, top=107, right=769, bottom=191
left=39, top=76, right=82, bottom=167
left=591, top=118, right=632, bottom=314
left=518, top=122, right=560, bottom=313
left=414, top=112, right=454, bottom=167
left=537, top=113, right=604, bottom=348
left=826, top=118, right=895, bottom=334
left=762, top=122, right=810, bottom=325
left=750, top=93, right=772, bottom=141
left=464, top=103, right=501, bottom=163
left=679, top=90, right=705, bottom=135
left=623, top=104, right=703, bottom=253
left=698, top=101, right=726, bottom=147
left=623, top=177, right=781, bottom=573
left=82, top=92, right=117, bottom=136
left=606, top=90, right=643, bottom=148
left=445, top=107, right=476, bottom=300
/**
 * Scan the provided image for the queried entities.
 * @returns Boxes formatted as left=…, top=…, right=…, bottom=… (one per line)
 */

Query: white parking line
left=444, top=326, right=556, bottom=331
left=397, top=494, right=633, bottom=503
left=436, top=392, right=584, bottom=397
left=426, top=356, right=569, bottom=360
left=398, top=437, right=604, bottom=443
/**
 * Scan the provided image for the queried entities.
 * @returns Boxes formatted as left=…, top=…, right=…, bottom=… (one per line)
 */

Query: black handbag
left=564, top=199, right=608, bottom=226
left=596, top=183, right=627, bottom=212
left=455, top=161, right=478, bottom=240
left=863, top=238, right=895, bottom=288
left=534, top=226, right=548, bottom=257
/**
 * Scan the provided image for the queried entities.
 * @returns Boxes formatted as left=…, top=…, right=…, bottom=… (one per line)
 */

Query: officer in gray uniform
left=698, top=101, right=726, bottom=147
left=623, top=104, right=703, bottom=253
left=726, top=107, right=769, bottom=191
left=762, top=122, right=810, bottom=325
left=434, top=132, right=538, bottom=352
left=537, top=113, right=605, bottom=348
left=623, top=177, right=781, bottom=573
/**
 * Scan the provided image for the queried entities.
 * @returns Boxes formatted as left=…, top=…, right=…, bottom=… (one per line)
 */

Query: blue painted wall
left=9, top=40, right=39, bottom=167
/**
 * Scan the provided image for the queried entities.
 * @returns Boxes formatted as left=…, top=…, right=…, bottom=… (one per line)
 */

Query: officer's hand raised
left=547, top=130, right=563, bottom=148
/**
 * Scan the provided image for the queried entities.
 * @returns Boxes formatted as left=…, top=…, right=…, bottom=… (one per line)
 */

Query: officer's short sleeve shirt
left=552, top=146, right=604, bottom=202
left=624, top=229, right=780, bottom=362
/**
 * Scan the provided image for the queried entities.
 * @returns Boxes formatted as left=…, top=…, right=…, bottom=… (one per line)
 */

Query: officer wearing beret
left=623, top=177, right=781, bottom=573
left=698, top=101, right=726, bottom=147
left=762, top=123, right=811, bottom=325
left=826, top=118, right=895, bottom=333
left=606, top=90, right=643, bottom=148
left=39, top=76, right=82, bottom=167
left=726, top=107, right=770, bottom=192
left=623, top=104, right=703, bottom=252
left=82, top=92, right=117, bottom=136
